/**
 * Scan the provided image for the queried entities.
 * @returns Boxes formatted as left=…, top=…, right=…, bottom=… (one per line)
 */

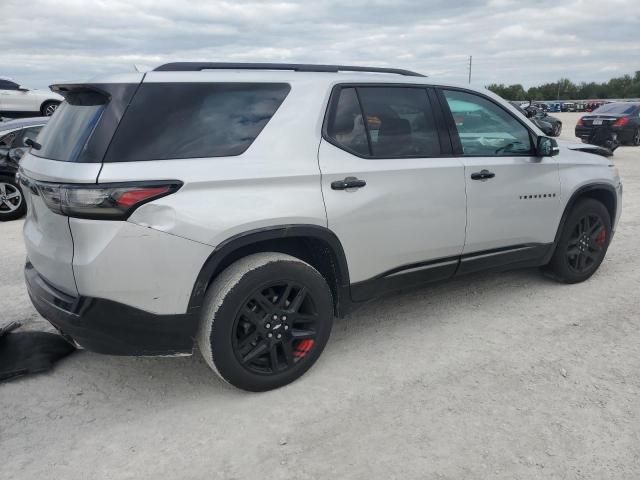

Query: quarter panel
left=70, top=220, right=214, bottom=314
left=98, top=79, right=329, bottom=247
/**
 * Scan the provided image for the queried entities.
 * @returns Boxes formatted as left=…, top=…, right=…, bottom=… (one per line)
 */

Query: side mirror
left=8, top=147, right=26, bottom=163
left=536, top=136, right=559, bottom=157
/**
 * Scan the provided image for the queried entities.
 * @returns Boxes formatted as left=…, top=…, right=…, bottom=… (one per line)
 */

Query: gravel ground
left=2, top=112, right=639, bottom=479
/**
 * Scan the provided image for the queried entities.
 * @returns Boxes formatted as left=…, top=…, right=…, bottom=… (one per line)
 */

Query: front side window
left=443, top=89, right=533, bottom=156
left=326, top=86, right=441, bottom=158
left=105, top=83, right=290, bottom=161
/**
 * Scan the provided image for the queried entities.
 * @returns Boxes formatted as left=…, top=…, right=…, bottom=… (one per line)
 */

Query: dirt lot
left=2, top=113, right=639, bottom=479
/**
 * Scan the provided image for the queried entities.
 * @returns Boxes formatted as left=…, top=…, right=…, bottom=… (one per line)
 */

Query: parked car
left=561, top=102, right=576, bottom=112
left=0, top=78, right=63, bottom=117
left=510, top=102, right=562, bottom=137
left=575, top=102, right=640, bottom=146
left=548, top=102, right=561, bottom=112
left=19, top=63, right=622, bottom=391
left=0, top=117, right=48, bottom=220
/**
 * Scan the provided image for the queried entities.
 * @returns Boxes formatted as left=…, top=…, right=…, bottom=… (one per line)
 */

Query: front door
left=319, top=85, right=467, bottom=300
left=438, top=88, right=562, bottom=273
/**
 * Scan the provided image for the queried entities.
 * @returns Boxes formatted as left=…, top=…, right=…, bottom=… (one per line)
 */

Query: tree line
left=486, top=71, right=640, bottom=101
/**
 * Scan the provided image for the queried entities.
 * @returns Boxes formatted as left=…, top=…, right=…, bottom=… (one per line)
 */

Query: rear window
left=32, top=90, right=106, bottom=162
left=105, top=82, right=290, bottom=162
left=593, top=103, right=638, bottom=115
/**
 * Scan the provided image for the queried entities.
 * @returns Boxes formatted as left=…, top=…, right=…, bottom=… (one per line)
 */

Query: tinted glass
left=593, top=103, right=637, bottom=115
left=443, top=89, right=533, bottom=156
left=326, top=87, right=369, bottom=156
left=106, top=83, right=290, bottom=161
left=358, top=87, right=440, bottom=157
left=33, top=90, right=107, bottom=161
left=0, top=80, right=19, bottom=90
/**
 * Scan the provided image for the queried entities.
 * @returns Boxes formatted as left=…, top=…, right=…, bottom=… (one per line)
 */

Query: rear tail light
left=576, top=117, right=584, bottom=126
left=35, top=181, right=182, bottom=220
left=613, top=117, right=629, bottom=127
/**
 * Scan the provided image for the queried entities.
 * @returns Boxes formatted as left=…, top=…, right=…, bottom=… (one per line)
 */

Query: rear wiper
left=24, top=137, right=42, bottom=150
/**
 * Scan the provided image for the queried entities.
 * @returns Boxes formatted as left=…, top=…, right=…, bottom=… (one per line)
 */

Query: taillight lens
left=613, top=117, right=629, bottom=127
left=576, top=117, right=584, bottom=126
left=36, top=181, right=182, bottom=220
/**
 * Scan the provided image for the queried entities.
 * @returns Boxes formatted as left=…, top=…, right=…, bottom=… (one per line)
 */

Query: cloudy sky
left=2, top=0, right=638, bottom=89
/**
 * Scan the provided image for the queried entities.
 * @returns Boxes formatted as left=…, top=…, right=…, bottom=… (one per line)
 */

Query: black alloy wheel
left=198, top=253, right=333, bottom=391
left=233, top=281, right=319, bottom=375
left=566, top=213, right=607, bottom=274
left=546, top=198, right=611, bottom=283
left=632, top=128, right=640, bottom=146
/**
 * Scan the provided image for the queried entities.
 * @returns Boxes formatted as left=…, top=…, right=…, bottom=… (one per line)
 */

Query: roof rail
left=153, top=62, right=426, bottom=77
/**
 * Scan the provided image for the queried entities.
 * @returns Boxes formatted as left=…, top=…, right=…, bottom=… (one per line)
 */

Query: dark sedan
left=510, top=102, right=562, bottom=137
left=576, top=102, right=640, bottom=146
left=0, top=117, right=48, bottom=220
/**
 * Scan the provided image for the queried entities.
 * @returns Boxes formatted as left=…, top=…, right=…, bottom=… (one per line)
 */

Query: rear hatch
left=19, top=76, right=143, bottom=295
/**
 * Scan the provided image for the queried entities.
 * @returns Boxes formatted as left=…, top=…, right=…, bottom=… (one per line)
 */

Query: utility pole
left=468, top=55, right=472, bottom=84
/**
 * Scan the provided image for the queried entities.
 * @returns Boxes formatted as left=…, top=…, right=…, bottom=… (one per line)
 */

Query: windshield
left=32, top=90, right=106, bottom=162
left=593, top=103, right=638, bottom=115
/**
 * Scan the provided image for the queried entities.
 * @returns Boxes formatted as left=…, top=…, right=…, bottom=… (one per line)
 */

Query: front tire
left=0, top=175, right=26, bottom=221
left=546, top=199, right=611, bottom=283
left=197, top=252, right=334, bottom=392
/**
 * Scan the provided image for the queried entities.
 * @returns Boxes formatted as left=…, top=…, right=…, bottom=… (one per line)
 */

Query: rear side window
left=325, top=88, right=369, bottom=156
left=593, top=103, right=637, bottom=115
left=358, top=87, right=440, bottom=157
left=326, top=86, right=441, bottom=158
left=105, top=83, right=290, bottom=162
left=33, top=90, right=107, bottom=161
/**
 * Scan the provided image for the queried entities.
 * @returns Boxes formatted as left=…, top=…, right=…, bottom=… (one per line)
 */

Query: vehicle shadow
left=3, top=264, right=570, bottom=419
left=16, top=266, right=553, bottom=398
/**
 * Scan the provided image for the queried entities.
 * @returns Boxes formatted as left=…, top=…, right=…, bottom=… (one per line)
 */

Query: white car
left=18, top=63, right=622, bottom=391
left=0, top=78, right=63, bottom=116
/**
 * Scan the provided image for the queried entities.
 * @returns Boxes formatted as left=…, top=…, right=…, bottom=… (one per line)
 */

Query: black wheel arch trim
left=187, top=224, right=352, bottom=316
left=549, top=183, right=618, bottom=262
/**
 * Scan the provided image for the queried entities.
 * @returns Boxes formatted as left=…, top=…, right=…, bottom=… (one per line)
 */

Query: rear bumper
left=575, top=125, right=634, bottom=142
left=25, top=261, right=198, bottom=356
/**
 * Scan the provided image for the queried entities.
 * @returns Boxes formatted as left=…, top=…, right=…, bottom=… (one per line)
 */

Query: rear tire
left=41, top=101, right=60, bottom=116
left=197, top=252, right=334, bottom=392
left=546, top=199, right=611, bottom=283
left=554, top=122, right=562, bottom=137
left=0, top=175, right=26, bottom=221
left=631, top=127, right=640, bottom=146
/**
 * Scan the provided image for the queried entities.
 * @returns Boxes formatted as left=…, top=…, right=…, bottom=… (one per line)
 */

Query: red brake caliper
left=293, top=339, right=315, bottom=359
left=594, top=228, right=606, bottom=247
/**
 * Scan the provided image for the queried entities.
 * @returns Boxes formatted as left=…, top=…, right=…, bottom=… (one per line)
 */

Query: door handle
left=331, top=176, right=366, bottom=190
left=470, top=169, right=495, bottom=180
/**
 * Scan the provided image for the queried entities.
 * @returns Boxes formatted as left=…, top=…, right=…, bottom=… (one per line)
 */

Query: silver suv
left=19, top=63, right=622, bottom=391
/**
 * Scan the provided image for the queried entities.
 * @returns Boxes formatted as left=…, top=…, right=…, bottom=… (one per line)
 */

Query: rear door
left=319, top=85, right=466, bottom=300
left=19, top=78, right=142, bottom=295
left=438, top=88, right=561, bottom=273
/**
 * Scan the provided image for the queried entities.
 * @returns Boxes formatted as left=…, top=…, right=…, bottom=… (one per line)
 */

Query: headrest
left=379, top=117, right=411, bottom=137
